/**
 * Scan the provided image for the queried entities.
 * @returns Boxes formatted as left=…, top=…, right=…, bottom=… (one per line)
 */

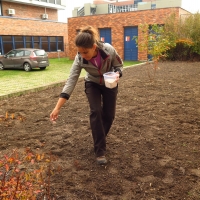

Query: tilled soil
left=0, top=61, right=200, bottom=200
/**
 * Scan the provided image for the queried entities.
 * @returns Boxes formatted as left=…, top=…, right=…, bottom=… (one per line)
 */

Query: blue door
left=99, top=28, right=111, bottom=44
left=124, top=27, right=138, bottom=61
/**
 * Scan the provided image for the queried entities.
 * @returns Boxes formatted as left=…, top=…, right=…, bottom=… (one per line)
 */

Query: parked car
left=0, top=48, right=49, bottom=71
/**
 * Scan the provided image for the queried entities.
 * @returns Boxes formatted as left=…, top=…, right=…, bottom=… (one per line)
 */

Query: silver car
left=0, top=48, right=49, bottom=71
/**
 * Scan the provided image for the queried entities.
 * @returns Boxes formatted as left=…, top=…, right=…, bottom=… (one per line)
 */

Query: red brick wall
left=2, top=2, right=57, bottom=20
left=68, top=8, right=190, bottom=60
left=0, top=17, right=68, bottom=58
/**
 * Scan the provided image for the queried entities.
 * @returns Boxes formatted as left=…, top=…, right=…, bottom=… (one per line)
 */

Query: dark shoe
left=96, top=156, right=107, bottom=165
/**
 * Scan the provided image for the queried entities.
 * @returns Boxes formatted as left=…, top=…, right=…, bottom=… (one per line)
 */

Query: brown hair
left=75, top=26, right=103, bottom=49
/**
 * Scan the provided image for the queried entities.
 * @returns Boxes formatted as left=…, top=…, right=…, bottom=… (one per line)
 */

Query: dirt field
left=0, top=61, right=200, bottom=200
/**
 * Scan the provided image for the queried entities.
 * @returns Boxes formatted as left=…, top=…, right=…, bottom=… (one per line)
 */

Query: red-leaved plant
left=0, top=148, right=60, bottom=199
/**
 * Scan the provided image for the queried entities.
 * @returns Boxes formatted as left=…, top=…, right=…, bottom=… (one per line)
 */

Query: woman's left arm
left=111, top=47, right=123, bottom=78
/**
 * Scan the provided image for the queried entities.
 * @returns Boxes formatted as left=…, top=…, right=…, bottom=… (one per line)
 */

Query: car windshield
left=34, top=50, right=46, bottom=56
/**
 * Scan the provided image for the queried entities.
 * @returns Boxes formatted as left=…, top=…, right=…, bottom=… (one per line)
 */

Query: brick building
left=0, top=0, right=192, bottom=61
left=68, top=7, right=190, bottom=61
left=0, top=0, right=68, bottom=58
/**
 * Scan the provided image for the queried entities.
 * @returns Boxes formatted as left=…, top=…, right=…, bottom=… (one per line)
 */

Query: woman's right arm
left=50, top=98, right=67, bottom=121
left=50, top=54, right=81, bottom=122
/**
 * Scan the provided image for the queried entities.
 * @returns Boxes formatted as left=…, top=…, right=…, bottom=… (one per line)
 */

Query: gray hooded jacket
left=60, top=43, right=123, bottom=100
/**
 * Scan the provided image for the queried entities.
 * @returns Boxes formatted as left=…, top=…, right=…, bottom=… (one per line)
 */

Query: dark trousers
left=85, top=82, right=118, bottom=157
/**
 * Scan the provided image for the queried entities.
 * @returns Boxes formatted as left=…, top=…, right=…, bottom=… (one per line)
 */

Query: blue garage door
left=124, top=27, right=138, bottom=61
left=99, top=28, right=111, bottom=44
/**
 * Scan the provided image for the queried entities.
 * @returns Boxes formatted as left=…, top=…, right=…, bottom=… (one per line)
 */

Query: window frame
left=0, top=35, right=64, bottom=54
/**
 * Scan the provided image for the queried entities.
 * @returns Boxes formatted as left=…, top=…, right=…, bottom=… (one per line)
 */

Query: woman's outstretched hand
left=50, top=98, right=67, bottom=122
left=50, top=108, right=60, bottom=122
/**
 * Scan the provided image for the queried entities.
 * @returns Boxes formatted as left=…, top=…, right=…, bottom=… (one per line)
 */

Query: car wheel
left=0, top=62, right=4, bottom=70
left=40, top=67, right=46, bottom=70
left=23, top=63, right=32, bottom=72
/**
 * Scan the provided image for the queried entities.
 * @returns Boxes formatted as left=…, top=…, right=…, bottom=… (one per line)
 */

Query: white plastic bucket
left=103, top=72, right=119, bottom=88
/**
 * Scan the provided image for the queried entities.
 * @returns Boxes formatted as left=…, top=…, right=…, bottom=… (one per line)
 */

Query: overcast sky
left=58, top=0, right=93, bottom=22
left=58, top=0, right=200, bottom=23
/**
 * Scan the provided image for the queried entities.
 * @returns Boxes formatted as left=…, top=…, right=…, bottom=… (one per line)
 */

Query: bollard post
left=57, top=49, right=61, bottom=60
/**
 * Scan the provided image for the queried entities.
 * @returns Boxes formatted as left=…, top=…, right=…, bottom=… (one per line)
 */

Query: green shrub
left=165, top=12, right=200, bottom=60
left=134, top=12, right=200, bottom=62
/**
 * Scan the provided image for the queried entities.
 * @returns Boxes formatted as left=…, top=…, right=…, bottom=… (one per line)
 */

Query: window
left=15, top=43, right=24, bottom=48
left=109, top=4, right=117, bottom=13
left=25, top=36, right=32, bottom=42
left=33, top=36, right=40, bottom=49
left=50, top=43, right=56, bottom=51
left=26, top=43, right=32, bottom=48
left=50, top=36, right=56, bottom=51
left=14, top=36, right=24, bottom=49
left=1, top=35, right=64, bottom=54
left=41, top=37, right=48, bottom=42
left=56, top=0, right=61, bottom=5
left=25, top=36, right=32, bottom=48
left=151, top=4, right=156, bottom=9
left=78, top=7, right=84, bottom=16
left=2, top=36, right=13, bottom=54
left=34, top=50, right=46, bottom=56
left=58, top=43, right=63, bottom=50
left=58, top=36, right=63, bottom=51
left=16, top=50, right=24, bottom=57
left=41, top=36, right=48, bottom=51
left=6, top=50, right=15, bottom=57
left=25, top=50, right=31, bottom=56
left=50, top=37, right=56, bottom=42
left=14, top=36, right=23, bottom=41
left=2, top=36, right=12, bottom=42
left=49, top=0, right=55, bottom=3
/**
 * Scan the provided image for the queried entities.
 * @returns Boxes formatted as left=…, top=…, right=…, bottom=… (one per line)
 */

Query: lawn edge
left=0, top=62, right=147, bottom=100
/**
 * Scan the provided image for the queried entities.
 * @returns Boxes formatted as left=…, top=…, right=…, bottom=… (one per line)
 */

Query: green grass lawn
left=0, top=57, right=143, bottom=97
